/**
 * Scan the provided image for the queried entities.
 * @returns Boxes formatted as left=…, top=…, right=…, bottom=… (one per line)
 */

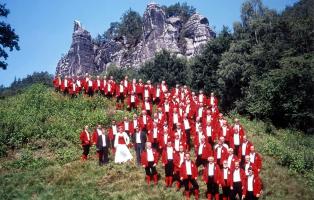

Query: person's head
left=179, top=145, right=184, bottom=152
left=235, top=161, right=240, bottom=169
left=223, top=160, right=228, bottom=168
left=206, top=120, right=212, bottom=126
left=145, top=97, right=149, bottom=102
left=250, top=145, right=255, bottom=153
left=146, top=142, right=152, bottom=149
left=84, top=125, right=89, bottom=130
left=206, top=110, right=211, bottom=115
left=167, top=141, right=172, bottom=147
left=175, top=133, right=180, bottom=139
left=118, top=126, right=123, bottom=132
left=196, top=117, right=200, bottom=122
left=162, top=80, right=165, bottom=84
left=65, top=75, right=68, bottom=79
left=153, top=113, right=158, bottom=118
left=228, top=148, right=234, bottom=155
left=103, top=75, right=107, bottom=79
left=198, top=126, right=203, bottom=132
left=208, top=156, right=214, bottom=164
left=248, top=167, right=253, bottom=176
left=112, top=120, right=116, bottom=125
left=211, top=92, right=214, bottom=97
left=142, top=110, right=147, bottom=115
left=153, top=122, right=158, bottom=128
left=157, top=107, right=162, bottom=113
left=220, top=136, right=225, bottom=143
left=97, top=124, right=102, bottom=129
left=245, top=155, right=250, bottom=163
left=243, top=135, right=247, bottom=142
left=125, top=76, right=128, bottom=80
left=124, top=116, right=128, bottom=121
left=133, top=114, right=138, bottom=119
left=199, top=90, right=203, bottom=94
left=97, top=75, right=100, bottom=79
left=177, top=124, right=181, bottom=131
left=132, top=79, right=136, bottom=83
left=201, top=136, right=206, bottom=143
left=185, top=153, right=190, bottom=161
left=173, top=107, right=177, bottom=112
left=234, top=118, right=239, bottom=124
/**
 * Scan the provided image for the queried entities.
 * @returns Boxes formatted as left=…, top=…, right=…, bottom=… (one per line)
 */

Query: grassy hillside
left=0, top=84, right=313, bottom=199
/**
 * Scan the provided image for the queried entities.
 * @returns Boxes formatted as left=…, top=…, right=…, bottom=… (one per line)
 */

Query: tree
left=0, top=4, right=19, bottom=70
left=190, top=26, right=232, bottom=96
left=139, top=50, right=189, bottom=88
left=118, top=9, right=143, bottom=46
left=163, top=2, right=196, bottom=23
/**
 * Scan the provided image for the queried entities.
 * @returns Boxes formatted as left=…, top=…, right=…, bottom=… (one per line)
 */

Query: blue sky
left=0, top=0, right=298, bottom=86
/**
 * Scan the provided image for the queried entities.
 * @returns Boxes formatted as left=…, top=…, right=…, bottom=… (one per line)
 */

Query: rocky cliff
left=56, top=3, right=215, bottom=76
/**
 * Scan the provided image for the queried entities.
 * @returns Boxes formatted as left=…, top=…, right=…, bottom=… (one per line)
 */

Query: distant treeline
left=0, top=72, right=53, bottom=97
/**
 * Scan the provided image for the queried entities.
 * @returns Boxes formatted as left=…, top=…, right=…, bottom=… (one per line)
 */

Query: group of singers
left=54, top=73, right=263, bottom=200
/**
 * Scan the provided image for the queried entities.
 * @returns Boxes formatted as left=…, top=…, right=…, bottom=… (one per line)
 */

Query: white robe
left=114, top=132, right=133, bottom=163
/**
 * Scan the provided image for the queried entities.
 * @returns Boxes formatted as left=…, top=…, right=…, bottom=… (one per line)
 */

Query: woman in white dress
left=114, top=126, right=133, bottom=163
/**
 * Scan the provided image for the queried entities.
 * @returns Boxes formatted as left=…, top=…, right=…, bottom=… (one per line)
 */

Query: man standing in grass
left=80, top=125, right=91, bottom=161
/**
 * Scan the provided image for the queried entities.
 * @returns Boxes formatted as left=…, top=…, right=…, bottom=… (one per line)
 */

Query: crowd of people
left=54, top=73, right=263, bottom=200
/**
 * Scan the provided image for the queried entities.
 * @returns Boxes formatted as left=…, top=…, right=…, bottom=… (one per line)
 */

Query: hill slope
left=0, top=84, right=313, bottom=199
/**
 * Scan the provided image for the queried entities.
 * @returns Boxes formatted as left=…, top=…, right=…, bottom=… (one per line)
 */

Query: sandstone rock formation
left=56, top=3, right=215, bottom=76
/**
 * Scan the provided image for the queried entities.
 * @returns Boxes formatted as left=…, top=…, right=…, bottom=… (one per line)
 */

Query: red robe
left=180, top=160, right=198, bottom=179
left=141, top=149, right=159, bottom=167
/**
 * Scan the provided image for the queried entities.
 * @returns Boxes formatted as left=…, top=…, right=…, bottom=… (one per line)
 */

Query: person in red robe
left=203, top=156, right=222, bottom=200
left=80, top=125, right=91, bottom=160
left=242, top=167, right=262, bottom=200
left=162, top=141, right=176, bottom=187
left=141, top=142, right=159, bottom=185
left=180, top=152, right=200, bottom=200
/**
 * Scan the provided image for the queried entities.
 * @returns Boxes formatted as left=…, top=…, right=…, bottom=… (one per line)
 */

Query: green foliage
left=3, top=149, right=53, bottom=170
left=102, top=9, right=143, bottom=46
left=0, top=84, right=117, bottom=156
left=162, top=2, right=196, bottom=23
left=189, top=26, right=232, bottom=96
left=139, top=50, right=189, bottom=88
left=0, top=3, right=20, bottom=69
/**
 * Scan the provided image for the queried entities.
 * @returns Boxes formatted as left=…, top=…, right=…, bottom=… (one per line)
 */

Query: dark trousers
left=240, top=155, right=246, bottom=168
left=245, top=191, right=258, bottom=200
left=128, top=102, right=137, bottom=111
left=116, top=94, right=124, bottom=103
left=231, top=182, right=243, bottom=200
left=207, top=176, right=219, bottom=195
left=234, top=145, right=240, bottom=157
left=63, top=87, right=69, bottom=95
left=145, top=161, right=157, bottom=176
left=183, top=175, right=199, bottom=191
left=87, top=87, right=94, bottom=97
left=185, top=129, right=191, bottom=149
left=165, top=160, right=174, bottom=176
left=82, top=145, right=90, bottom=157
left=135, top=143, right=144, bottom=165
left=222, top=179, right=230, bottom=198
left=98, top=146, right=109, bottom=165
left=152, top=138, right=159, bottom=150
left=154, top=97, right=160, bottom=105
left=196, top=155, right=207, bottom=167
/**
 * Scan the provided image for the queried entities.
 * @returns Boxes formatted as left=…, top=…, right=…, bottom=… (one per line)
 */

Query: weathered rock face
left=56, top=21, right=96, bottom=75
left=56, top=3, right=215, bottom=76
